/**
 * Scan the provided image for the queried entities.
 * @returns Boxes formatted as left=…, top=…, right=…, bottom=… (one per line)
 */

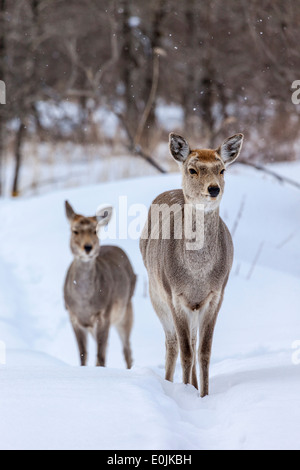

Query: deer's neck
left=182, top=205, right=221, bottom=259
left=203, top=208, right=220, bottom=247
left=72, top=258, right=98, bottom=285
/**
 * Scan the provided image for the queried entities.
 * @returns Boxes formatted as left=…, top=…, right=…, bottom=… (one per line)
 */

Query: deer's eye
left=189, top=168, right=197, bottom=175
left=220, top=169, right=225, bottom=175
left=73, top=230, right=79, bottom=235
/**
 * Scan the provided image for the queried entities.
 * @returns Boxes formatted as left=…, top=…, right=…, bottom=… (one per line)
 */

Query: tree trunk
left=11, top=0, right=39, bottom=197
left=138, top=0, right=166, bottom=149
left=198, top=1, right=216, bottom=147
left=120, top=0, right=138, bottom=137
left=0, top=0, right=6, bottom=196
left=12, top=121, right=26, bottom=197
left=184, top=0, right=199, bottom=139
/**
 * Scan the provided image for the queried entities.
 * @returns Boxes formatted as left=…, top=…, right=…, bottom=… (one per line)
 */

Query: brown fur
left=140, top=132, right=244, bottom=397
left=64, top=202, right=136, bottom=368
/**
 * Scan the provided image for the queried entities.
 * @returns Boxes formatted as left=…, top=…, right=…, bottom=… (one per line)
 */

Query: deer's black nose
left=208, top=186, right=220, bottom=198
left=84, top=245, right=93, bottom=254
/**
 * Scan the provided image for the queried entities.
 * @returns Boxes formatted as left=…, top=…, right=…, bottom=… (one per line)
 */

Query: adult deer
left=140, top=132, right=244, bottom=397
left=64, top=202, right=136, bottom=369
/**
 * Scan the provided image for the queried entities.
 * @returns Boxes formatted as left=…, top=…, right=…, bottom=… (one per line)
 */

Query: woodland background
left=0, top=0, right=300, bottom=196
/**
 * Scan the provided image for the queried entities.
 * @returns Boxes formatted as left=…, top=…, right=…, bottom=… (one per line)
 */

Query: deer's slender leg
left=191, top=321, right=199, bottom=390
left=165, top=330, right=179, bottom=382
left=198, top=292, right=223, bottom=397
left=149, top=285, right=179, bottom=382
left=95, top=313, right=110, bottom=367
left=171, top=309, right=194, bottom=386
left=69, top=313, right=88, bottom=366
left=115, top=301, right=134, bottom=369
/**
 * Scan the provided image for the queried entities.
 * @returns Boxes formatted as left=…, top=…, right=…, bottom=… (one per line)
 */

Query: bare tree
left=0, top=0, right=6, bottom=196
left=135, top=0, right=167, bottom=149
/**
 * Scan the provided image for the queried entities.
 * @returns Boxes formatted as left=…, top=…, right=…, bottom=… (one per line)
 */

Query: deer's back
left=100, top=245, right=137, bottom=299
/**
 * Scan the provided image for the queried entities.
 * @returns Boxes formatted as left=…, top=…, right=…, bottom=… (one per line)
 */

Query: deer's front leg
left=198, top=292, right=224, bottom=397
left=165, top=331, right=179, bottom=383
left=69, top=313, right=88, bottom=366
left=95, top=313, right=110, bottom=367
left=171, top=306, right=194, bottom=386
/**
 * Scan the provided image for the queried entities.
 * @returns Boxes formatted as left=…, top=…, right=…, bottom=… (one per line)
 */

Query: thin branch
left=276, top=232, right=297, bottom=250
left=64, top=3, right=119, bottom=100
left=247, top=241, right=264, bottom=280
left=231, top=194, right=246, bottom=238
left=94, top=14, right=119, bottom=85
left=238, top=161, right=300, bottom=191
left=114, top=109, right=167, bottom=174
left=134, top=47, right=165, bottom=147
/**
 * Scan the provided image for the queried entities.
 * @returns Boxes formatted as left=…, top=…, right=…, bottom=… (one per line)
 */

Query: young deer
left=64, top=201, right=136, bottom=368
left=140, top=132, right=244, bottom=397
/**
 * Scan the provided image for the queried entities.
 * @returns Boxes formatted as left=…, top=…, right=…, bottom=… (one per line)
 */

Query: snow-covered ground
left=0, top=161, right=300, bottom=450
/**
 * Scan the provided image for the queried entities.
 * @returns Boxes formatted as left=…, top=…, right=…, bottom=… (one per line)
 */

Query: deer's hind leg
left=150, top=286, right=179, bottom=382
left=115, top=301, right=134, bottom=370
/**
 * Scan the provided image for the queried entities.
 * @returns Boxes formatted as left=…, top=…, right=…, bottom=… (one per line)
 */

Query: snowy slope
left=0, top=163, right=300, bottom=450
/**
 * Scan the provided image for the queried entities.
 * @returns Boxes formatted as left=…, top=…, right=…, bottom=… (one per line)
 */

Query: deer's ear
left=96, top=205, right=113, bottom=227
left=65, top=201, right=76, bottom=222
left=218, top=134, right=244, bottom=167
left=169, top=133, right=190, bottom=163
